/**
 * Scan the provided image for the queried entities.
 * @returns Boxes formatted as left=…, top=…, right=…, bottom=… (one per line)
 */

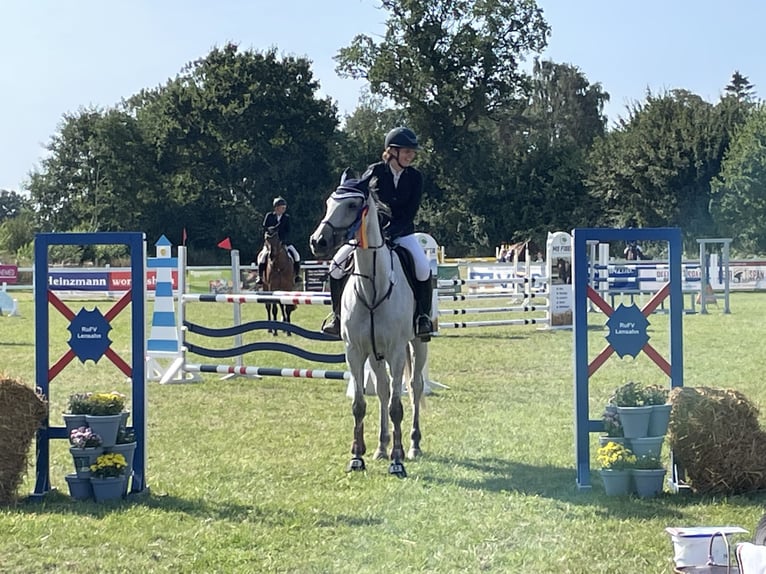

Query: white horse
left=309, top=173, right=427, bottom=477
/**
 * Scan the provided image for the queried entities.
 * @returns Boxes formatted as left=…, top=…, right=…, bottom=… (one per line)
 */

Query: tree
left=28, top=108, right=159, bottom=234
left=335, top=0, right=550, bottom=255
left=585, top=89, right=740, bottom=250
left=710, top=104, right=766, bottom=253
left=725, top=70, right=756, bottom=102
left=488, top=60, right=609, bottom=245
left=0, top=190, right=29, bottom=223
left=128, top=44, right=339, bottom=258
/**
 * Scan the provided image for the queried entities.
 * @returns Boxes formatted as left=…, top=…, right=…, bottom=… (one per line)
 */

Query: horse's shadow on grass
left=419, top=454, right=766, bottom=521
left=13, top=489, right=383, bottom=528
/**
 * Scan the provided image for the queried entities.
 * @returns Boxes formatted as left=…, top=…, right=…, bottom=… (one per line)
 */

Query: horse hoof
left=388, top=460, right=407, bottom=478
left=347, top=457, right=366, bottom=472
left=407, top=448, right=421, bottom=460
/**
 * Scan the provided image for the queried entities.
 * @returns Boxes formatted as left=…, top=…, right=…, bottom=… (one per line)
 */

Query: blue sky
left=1, top=0, right=763, bottom=192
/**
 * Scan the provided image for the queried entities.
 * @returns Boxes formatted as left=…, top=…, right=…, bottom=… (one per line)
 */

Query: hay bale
left=668, top=386, right=766, bottom=494
left=0, top=374, right=48, bottom=505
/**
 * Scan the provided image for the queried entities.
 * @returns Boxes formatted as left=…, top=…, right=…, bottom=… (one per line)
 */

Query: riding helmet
left=273, top=196, right=287, bottom=208
left=384, top=127, right=419, bottom=149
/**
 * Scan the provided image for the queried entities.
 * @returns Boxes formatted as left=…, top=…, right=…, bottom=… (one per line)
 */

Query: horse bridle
left=321, top=187, right=394, bottom=360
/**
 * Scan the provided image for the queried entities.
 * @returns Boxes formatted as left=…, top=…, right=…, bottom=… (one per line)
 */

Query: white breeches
left=328, top=234, right=431, bottom=281
left=258, top=244, right=300, bottom=265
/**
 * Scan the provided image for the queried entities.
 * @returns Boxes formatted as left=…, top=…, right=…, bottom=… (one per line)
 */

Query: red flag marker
left=217, top=237, right=232, bottom=250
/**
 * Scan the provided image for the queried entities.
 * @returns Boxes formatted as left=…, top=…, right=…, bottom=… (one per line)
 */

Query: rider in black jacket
left=321, top=127, right=433, bottom=339
left=255, top=197, right=301, bottom=285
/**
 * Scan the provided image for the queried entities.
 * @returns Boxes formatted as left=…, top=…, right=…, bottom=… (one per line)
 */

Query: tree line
left=0, top=0, right=763, bottom=264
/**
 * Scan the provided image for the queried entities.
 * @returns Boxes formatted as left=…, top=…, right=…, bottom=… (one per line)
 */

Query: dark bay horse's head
left=310, top=172, right=370, bottom=259
left=264, top=227, right=283, bottom=259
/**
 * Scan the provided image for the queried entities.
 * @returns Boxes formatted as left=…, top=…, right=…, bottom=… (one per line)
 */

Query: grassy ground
left=0, top=289, right=765, bottom=573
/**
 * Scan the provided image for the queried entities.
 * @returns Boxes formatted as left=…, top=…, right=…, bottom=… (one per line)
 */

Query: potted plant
left=599, top=405, right=624, bottom=447
left=609, top=381, right=652, bottom=439
left=68, top=426, right=103, bottom=478
left=84, top=391, right=127, bottom=447
left=89, top=452, right=128, bottom=502
left=596, top=440, right=636, bottom=496
left=643, top=384, right=672, bottom=436
left=108, top=427, right=137, bottom=496
left=63, top=392, right=92, bottom=434
left=631, top=454, right=666, bottom=498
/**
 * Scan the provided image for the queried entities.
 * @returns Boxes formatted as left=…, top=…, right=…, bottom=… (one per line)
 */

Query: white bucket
left=665, top=526, right=747, bottom=567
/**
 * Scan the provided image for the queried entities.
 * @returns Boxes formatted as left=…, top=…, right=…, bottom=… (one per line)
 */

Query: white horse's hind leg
left=407, top=340, right=427, bottom=459
left=368, top=359, right=390, bottom=460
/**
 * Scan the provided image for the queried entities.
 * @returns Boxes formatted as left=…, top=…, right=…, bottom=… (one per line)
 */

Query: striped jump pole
left=439, top=318, right=544, bottom=329
left=181, top=293, right=331, bottom=305
left=185, top=363, right=351, bottom=381
left=438, top=304, right=548, bottom=315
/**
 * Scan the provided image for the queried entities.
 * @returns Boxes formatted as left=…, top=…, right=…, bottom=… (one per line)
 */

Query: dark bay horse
left=309, top=174, right=426, bottom=477
left=263, top=227, right=296, bottom=335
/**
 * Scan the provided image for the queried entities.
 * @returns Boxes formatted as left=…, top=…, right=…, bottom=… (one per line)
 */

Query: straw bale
left=668, top=386, right=766, bottom=494
left=0, top=374, right=48, bottom=505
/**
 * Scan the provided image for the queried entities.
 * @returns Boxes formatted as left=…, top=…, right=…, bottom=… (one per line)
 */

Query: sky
left=1, top=0, right=764, bottom=193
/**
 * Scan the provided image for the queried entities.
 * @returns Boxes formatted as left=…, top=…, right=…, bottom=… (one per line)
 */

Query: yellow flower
left=596, top=441, right=636, bottom=470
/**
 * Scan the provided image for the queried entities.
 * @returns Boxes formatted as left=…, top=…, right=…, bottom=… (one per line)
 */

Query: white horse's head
left=310, top=173, right=371, bottom=259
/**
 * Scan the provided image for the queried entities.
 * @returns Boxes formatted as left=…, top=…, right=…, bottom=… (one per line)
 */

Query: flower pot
left=90, top=476, right=126, bottom=502
left=119, top=411, right=130, bottom=429
left=107, top=442, right=136, bottom=496
left=615, top=405, right=652, bottom=438
left=626, top=436, right=664, bottom=459
left=69, top=446, right=104, bottom=478
left=65, top=473, right=93, bottom=501
left=85, top=414, right=123, bottom=447
left=648, top=403, right=672, bottom=437
left=598, top=435, right=625, bottom=448
left=600, top=469, right=632, bottom=496
left=62, top=413, right=87, bottom=435
left=631, top=468, right=666, bottom=498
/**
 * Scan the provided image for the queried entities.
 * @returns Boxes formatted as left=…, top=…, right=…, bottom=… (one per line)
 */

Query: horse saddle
left=392, top=244, right=418, bottom=295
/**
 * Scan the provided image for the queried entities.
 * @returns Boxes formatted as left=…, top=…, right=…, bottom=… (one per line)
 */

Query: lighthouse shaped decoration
left=146, top=235, right=182, bottom=381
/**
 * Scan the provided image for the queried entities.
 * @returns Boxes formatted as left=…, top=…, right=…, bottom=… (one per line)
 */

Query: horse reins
left=329, top=190, right=394, bottom=361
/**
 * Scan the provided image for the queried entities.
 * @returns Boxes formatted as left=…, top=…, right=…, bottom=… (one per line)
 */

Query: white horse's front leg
left=368, top=358, right=390, bottom=460
left=346, top=345, right=368, bottom=472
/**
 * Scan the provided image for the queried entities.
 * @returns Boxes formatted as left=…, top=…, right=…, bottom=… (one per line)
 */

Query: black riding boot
left=415, top=275, right=434, bottom=340
left=321, top=276, right=346, bottom=336
left=293, top=261, right=302, bottom=284
left=255, top=262, right=266, bottom=286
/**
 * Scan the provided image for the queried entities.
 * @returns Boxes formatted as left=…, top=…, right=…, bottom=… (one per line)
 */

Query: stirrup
left=416, top=315, right=433, bottom=338
left=321, top=315, right=340, bottom=336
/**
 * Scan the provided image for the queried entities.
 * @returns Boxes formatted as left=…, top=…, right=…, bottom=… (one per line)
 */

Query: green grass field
left=1, top=288, right=765, bottom=573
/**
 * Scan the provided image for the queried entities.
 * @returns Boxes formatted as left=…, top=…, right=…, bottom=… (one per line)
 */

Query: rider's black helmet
left=273, top=197, right=287, bottom=208
left=384, top=127, right=419, bottom=149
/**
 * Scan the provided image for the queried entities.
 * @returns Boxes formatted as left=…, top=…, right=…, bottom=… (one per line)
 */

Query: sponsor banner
left=0, top=265, right=18, bottom=284
left=110, top=270, right=179, bottom=291
left=48, top=270, right=177, bottom=291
